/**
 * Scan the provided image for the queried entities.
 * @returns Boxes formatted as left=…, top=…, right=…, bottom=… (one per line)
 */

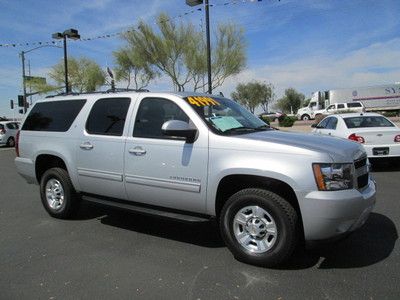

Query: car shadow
left=278, top=213, right=397, bottom=270
left=74, top=203, right=397, bottom=269
left=370, top=159, right=400, bottom=172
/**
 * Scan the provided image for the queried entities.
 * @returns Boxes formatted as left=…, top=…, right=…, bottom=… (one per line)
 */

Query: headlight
left=312, top=163, right=353, bottom=191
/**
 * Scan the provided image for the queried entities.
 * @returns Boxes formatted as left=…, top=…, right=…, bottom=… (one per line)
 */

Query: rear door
left=124, top=95, right=209, bottom=213
left=76, top=97, right=133, bottom=199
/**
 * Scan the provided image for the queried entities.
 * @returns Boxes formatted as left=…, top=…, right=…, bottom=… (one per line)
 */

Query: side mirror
left=161, top=120, right=198, bottom=143
left=311, top=123, right=318, bottom=128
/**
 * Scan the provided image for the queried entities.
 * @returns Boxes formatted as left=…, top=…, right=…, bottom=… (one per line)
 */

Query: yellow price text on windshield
left=187, top=96, right=220, bottom=107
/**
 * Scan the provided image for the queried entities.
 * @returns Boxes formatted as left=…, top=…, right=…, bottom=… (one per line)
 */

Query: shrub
left=313, top=114, right=327, bottom=124
left=259, top=115, right=271, bottom=125
left=382, top=111, right=399, bottom=117
left=279, top=116, right=297, bottom=127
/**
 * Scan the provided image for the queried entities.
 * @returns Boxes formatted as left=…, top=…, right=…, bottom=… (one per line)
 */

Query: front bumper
left=300, top=179, right=376, bottom=241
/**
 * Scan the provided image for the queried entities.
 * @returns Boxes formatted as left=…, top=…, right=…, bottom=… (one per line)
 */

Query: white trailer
left=297, top=83, right=400, bottom=120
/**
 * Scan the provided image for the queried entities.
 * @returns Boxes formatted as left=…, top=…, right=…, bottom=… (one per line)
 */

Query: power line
left=0, top=0, right=273, bottom=48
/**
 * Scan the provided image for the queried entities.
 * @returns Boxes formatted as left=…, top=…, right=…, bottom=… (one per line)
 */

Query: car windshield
left=344, top=116, right=395, bottom=128
left=183, top=96, right=270, bottom=135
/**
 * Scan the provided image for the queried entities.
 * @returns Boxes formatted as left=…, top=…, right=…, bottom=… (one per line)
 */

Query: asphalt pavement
left=0, top=147, right=399, bottom=299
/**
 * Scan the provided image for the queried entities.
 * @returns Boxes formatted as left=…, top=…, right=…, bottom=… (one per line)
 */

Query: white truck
left=297, top=83, right=400, bottom=120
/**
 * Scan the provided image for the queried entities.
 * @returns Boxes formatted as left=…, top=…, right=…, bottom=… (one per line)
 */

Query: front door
left=124, top=96, right=208, bottom=213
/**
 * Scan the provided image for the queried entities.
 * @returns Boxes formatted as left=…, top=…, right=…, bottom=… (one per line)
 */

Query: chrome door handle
left=129, top=147, right=146, bottom=156
left=80, top=142, right=93, bottom=150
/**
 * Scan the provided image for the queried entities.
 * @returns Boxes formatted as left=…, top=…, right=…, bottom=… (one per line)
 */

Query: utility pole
left=63, top=35, right=69, bottom=93
left=186, top=0, right=212, bottom=94
left=20, top=51, right=27, bottom=114
left=205, top=0, right=212, bottom=94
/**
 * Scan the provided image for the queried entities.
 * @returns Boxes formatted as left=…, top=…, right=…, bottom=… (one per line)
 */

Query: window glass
left=183, top=96, right=269, bottom=135
left=317, top=117, right=330, bottom=129
left=86, top=98, right=131, bottom=136
left=326, top=117, right=338, bottom=129
left=22, top=100, right=86, bottom=132
left=337, top=104, right=345, bottom=109
left=327, top=104, right=335, bottom=110
left=347, top=102, right=362, bottom=108
left=6, top=123, right=15, bottom=129
left=133, top=98, right=189, bottom=139
left=344, top=116, right=395, bottom=128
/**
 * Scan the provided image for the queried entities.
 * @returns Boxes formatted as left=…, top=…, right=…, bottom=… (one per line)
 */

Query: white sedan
left=312, top=113, right=400, bottom=159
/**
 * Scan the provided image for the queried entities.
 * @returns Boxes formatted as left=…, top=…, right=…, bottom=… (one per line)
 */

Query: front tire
left=40, top=167, right=80, bottom=219
left=301, top=114, right=310, bottom=121
left=220, top=188, right=298, bottom=267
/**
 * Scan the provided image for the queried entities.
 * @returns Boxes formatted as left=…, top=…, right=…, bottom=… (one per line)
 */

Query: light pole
left=20, top=44, right=62, bottom=113
left=186, top=0, right=212, bottom=94
left=52, top=29, right=80, bottom=93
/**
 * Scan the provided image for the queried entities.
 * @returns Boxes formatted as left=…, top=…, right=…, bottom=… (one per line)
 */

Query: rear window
left=344, top=116, right=395, bottom=128
left=347, top=102, right=362, bottom=108
left=22, top=100, right=86, bottom=132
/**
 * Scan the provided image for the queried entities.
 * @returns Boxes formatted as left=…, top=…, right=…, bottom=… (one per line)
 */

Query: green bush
left=279, top=116, right=297, bottom=127
left=382, top=111, right=399, bottom=117
left=259, top=115, right=271, bottom=125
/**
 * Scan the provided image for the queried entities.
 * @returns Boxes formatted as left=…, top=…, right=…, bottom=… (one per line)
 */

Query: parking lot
left=0, top=147, right=399, bottom=299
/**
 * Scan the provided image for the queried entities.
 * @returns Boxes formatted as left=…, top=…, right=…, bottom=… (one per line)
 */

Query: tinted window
left=133, top=98, right=189, bottom=139
left=344, top=116, right=395, bottom=128
left=326, top=117, right=338, bottom=129
left=86, top=98, right=131, bottom=136
left=347, top=102, right=362, bottom=108
left=6, top=123, right=16, bottom=129
left=317, top=118, right=330, bottom=129
left=22, top=100, right=86, bottom=132
left=337, top=104, right=345, bottom=109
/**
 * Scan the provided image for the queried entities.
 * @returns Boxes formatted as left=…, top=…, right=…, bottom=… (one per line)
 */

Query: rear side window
left=86, top=98, right=131, bottom=136
left=337, top=104, right=345, bottom=109
left=347, top=102, right=362, bottom=108
left=22, top=100, right=86, bottom=132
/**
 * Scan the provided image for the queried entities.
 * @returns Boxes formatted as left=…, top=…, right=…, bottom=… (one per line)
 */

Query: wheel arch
left=35, top=154, right=68, bottom=183
left=214, top=174, right=304, bottom=239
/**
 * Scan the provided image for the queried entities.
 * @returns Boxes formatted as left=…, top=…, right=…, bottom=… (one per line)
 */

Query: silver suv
left=15, top=91, right=376, bottom=267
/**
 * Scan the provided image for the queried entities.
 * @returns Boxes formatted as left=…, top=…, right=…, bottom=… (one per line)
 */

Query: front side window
left=182, top=96, right=269, bottom=135
left=317, top=117, right=330, bottom=129
left=22, top=100, right=86, bottom=132
left=86, top=98, right=131, bottom=136
left=326, top=117, right=338, bottom=129
left=133, top=98, right=189, bottom=139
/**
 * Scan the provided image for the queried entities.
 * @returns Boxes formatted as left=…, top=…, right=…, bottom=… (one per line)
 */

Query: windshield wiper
left=223, top=126, right=258, bottom=135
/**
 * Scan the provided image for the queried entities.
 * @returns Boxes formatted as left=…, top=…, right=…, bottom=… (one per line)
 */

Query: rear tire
left=40, top=167, right=80, bottom=219
left=220, top=188, right=298, bottom=267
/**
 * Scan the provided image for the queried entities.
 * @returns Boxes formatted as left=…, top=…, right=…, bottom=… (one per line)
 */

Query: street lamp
left=20, top=44, right=62, bottom=113
left=186, top=0, right=212, bottom=94
left=52, top=28, right=80, bottom=93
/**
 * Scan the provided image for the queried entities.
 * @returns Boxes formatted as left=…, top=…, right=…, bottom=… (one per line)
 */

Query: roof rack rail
left=45, top=88, right=150, bottom=98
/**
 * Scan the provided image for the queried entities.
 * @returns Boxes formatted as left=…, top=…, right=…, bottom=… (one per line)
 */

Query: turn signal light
left=348, top=133, right=365, bottom=143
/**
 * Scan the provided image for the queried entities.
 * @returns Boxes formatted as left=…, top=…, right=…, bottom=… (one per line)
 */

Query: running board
left=82, top=195, right=211, bottom=223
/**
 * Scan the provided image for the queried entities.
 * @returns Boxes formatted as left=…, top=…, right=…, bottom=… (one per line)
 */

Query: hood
left=232, top=130, right=365, bottom=162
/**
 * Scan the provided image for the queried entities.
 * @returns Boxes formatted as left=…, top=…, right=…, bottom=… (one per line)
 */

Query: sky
left=0, top=0, right=399, bottom=117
